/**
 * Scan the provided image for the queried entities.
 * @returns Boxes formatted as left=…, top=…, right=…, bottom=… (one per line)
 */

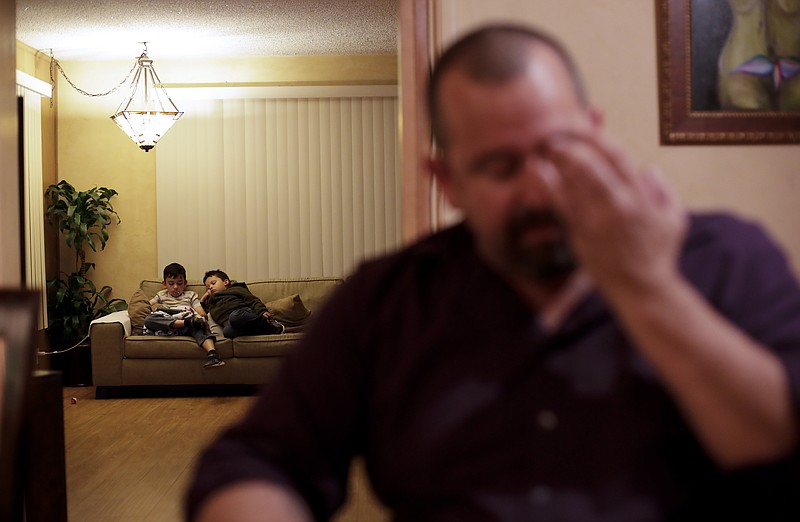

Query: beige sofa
left=89, top=278, right=343, bottom=398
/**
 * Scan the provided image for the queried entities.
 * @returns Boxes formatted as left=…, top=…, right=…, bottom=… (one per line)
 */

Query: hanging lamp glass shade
left=110, top=50, right=183, bottom=152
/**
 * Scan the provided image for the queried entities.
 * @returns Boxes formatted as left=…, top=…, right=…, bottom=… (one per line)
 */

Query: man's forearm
left=540, top=130, right=797, bottom=468
left=606, top=274, right=797, bottom=469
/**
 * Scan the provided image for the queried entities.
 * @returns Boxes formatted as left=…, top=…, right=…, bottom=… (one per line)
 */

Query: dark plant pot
left=51, top=341, right=93, bottom=387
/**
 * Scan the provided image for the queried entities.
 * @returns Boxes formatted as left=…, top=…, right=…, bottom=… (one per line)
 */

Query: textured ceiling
left=16, top=0, right=398, bottom=61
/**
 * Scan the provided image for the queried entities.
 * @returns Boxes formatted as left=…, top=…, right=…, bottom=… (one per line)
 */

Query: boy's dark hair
left=203, top=269, right=230, bottom=284
left=163, top=262, right=187, bottom=281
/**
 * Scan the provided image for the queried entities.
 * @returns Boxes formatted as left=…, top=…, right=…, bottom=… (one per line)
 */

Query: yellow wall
left=37, top=0, right=800, bottom=304
left=438, top=0, right=800, bottom=274
left=55, top=54, right=397, bottom=303
left=16, top=41, right=59, bottom=280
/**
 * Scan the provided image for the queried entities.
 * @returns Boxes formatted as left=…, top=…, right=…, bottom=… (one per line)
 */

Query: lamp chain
left=40, top=48, right=138, bottom=108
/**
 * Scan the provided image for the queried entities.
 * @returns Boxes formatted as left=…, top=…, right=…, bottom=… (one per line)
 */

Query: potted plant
left=45, top=180, right=128, bottom=384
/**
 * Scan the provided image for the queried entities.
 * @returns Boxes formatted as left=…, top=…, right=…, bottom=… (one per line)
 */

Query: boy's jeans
left=223, top=308, right=283, bottom=338
left=144, top=313, right=214, bottom=346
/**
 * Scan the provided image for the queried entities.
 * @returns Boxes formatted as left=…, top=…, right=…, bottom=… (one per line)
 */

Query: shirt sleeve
left=698, top=217, right=800, bottom=424
left=743, top=233, right=800, bottom=423
left=188, top=291, right=203, bottom=313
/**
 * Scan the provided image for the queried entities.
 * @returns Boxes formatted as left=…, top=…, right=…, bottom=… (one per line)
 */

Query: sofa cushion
left=243, top=278, right=342, bottom=311
left=128, top=289, right=152, bottom=336
left=125, top=336, right=234, bottom=359
left=232, top=333, right=304, bottom=357
left=265, top=294, right=312, bottom=332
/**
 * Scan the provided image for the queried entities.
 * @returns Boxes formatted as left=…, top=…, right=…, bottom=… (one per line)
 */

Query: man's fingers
left=544, top=131, right=630, bottom=212
left=641, top=165, right=675, bottom=208
left=544, top=131, right=680, bottom=217
left=537, top=157, right=572, bottom=222
left=641, top=165, right=689, bottom=231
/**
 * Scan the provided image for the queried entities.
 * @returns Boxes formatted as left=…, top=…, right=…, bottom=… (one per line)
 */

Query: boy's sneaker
left=268, top=319, right=285, bottom=334
left=203, top=350, right=225, bottom=368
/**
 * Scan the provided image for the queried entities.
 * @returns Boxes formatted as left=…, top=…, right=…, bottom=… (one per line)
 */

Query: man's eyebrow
left=468, top=148, right=520, bottom=172
left=466, top=130, right=589, bottom=173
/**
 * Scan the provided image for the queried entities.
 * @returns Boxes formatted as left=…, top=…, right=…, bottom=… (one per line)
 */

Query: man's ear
left=427, top=155, right=462, bottom=209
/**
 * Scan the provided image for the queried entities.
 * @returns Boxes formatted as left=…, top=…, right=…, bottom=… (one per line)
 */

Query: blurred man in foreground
left=187, top=24, right=800, bottom=522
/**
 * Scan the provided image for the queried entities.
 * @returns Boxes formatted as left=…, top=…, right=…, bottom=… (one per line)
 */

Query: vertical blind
left=17, top=86, right=48, bottom=329
left=156, top=96, right=401, bottom=282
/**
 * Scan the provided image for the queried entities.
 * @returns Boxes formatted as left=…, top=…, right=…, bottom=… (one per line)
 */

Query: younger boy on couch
left=144, top=262, right=224, bottom=368
left=201, top=269, right=285, bottom=338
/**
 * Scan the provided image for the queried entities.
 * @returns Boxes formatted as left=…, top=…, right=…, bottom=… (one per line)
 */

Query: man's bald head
left=427, top=25, right=588, bottom=149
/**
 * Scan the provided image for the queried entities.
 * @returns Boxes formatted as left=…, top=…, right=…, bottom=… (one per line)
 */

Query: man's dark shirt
left=187, top=213, right=800, bottom=521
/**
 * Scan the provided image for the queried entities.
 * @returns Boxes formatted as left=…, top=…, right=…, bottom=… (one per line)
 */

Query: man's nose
left=516, top=155, right=557, bottom=205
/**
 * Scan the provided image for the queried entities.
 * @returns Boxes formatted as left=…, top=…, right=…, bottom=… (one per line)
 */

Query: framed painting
left=656, top=0, right=800, bottom=144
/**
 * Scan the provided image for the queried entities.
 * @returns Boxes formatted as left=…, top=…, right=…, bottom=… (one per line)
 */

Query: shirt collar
left=537, top=269, right=594, bottom=333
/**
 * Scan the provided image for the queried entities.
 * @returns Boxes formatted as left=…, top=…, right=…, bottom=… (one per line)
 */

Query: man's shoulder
left=317, top=223, right=478, bottom=323
left=684, top=211, right=794, bottom=284
left=356, top=222, right=473, bottom=277
left=687, top=211, right=781, bottom=253
left=336, top=223, right=479, bottom=309
left=690, top=211, right=762, bottom=234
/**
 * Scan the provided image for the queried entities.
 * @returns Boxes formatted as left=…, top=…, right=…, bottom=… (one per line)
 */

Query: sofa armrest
left=91, top=309, right=131, bottom=336
left=90, top=321, right=126, bottom=386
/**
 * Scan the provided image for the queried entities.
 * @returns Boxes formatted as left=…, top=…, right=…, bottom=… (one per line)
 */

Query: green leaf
left=44, top=181, right=126, bottom=348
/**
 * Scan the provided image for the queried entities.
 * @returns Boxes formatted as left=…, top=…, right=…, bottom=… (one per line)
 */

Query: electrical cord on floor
left=37, top=334, right=90, bottom=356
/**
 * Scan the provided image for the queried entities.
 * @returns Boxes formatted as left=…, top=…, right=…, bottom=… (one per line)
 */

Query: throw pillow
left=264, top=294, right=312, bottom=332
left=128, top=288, right=152, bottom=336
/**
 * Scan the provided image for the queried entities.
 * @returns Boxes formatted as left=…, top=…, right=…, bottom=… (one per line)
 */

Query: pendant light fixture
left=110, top=44, right=183, bottom=152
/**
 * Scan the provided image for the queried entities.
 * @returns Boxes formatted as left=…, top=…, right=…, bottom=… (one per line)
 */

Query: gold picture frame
left=656, top=0, right=800, bottom=144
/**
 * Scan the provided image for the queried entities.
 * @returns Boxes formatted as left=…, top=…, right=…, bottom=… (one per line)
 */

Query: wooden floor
left=62, top=386, right=389, bottom=522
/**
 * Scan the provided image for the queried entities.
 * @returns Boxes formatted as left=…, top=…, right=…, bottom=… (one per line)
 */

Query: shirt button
left=530, top=484, right=553, bottom=505
left=537, top=409, right=558, bottom=431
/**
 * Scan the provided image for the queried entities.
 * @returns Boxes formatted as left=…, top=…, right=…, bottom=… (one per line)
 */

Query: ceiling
left=16, top=0, right=398, bottom=61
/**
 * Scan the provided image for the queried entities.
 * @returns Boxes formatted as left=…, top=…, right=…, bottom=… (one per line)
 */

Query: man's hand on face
left=540, top=129, right=689, bottom=298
